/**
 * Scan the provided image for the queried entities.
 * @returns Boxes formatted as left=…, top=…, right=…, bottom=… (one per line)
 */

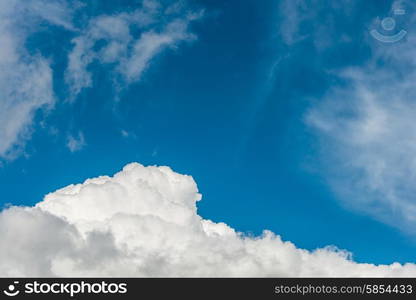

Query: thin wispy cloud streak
left=0, top=0, right=200, bottom=161
left=65, top=0, right=201, bottom=100
left=279, top=0, right=416, bottom=233
left=0, top=0, right=73, bottom=159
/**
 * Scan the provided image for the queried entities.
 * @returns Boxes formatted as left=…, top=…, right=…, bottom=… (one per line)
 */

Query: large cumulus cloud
left=1, top=162, right=416, bottom=277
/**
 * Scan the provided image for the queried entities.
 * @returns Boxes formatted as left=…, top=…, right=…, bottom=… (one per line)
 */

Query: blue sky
left=2, top=0, right=416, bottom=267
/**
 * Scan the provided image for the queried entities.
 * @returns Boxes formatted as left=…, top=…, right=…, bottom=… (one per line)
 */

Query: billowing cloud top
left=1, top=162, right=416, bottom=277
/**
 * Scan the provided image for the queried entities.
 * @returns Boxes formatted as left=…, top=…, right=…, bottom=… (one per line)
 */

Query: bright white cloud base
left=1, top=162, right=416, bottom=277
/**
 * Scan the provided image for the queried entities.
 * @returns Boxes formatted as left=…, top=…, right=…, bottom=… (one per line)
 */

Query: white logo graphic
left=3, top=282, right=20, bottom=297
left=371, top=9, right=407, bottom=43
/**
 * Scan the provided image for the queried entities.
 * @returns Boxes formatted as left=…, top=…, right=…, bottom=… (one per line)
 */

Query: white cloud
left=1, top=162, right=416, bottom=276
left=0, top=0, right=200, bottom=160
left=120, top=129, right=137, bottom=139
left=278, top=0, right=310, bottom=45
left=65, top=0, right=200, bottom=99
left=0, top=0, right=73, bottom=159
left=306, top=1, right=416, bottom=233
left=278, top=0, right=356, bottom=49
left=121, top=130, right=130, bottom=138
left=67, top=131, right=86, bottom=152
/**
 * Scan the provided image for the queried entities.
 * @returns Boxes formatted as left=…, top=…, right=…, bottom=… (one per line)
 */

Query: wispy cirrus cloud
left=0, top=0, right=74, bottom=159
left=0, top=0, right=201, bottom=161
left=304, top=0, right=416, bottom=233
left=67, top=131, right=86, bottom=152
left=65, top=0, right=201, bottom=100
left=275, top=0, right=416, bottom=233
left=278, top=0, right=357, bottom=49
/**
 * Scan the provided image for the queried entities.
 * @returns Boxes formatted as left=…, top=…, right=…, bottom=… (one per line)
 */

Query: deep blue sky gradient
left=1, top=0, right=415, bottom=264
